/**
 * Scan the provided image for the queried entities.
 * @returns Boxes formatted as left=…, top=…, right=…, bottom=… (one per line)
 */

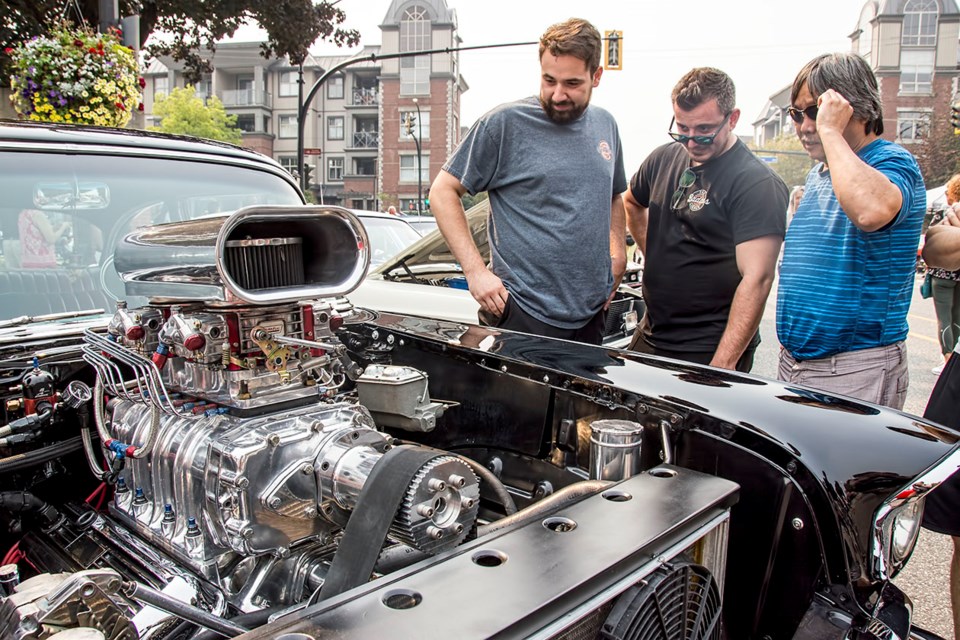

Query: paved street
left=752, top=273, right=954, bottom=638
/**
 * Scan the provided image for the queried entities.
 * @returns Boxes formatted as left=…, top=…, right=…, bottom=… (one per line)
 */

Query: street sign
left=304, top=148, right=322, bottom=156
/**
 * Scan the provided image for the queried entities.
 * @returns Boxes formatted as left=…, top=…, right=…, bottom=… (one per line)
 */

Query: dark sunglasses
left=668, top=113, right=731, bottom=145
left=787, top=105, right=818, bottom=124
left=670, top=167, right=696, bottom=211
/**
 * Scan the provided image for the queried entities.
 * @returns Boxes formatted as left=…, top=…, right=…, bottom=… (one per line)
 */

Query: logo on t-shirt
left=687, top=189, right=710, bottom=212
left=597, top=140, right=613, bottom=161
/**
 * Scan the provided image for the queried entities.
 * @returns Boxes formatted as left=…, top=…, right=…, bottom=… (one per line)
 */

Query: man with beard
left=623, top=67, right=787, bottom=371
left=777, top=53, right=925, bottom=410
left=428, top=18, right=626, bottom=344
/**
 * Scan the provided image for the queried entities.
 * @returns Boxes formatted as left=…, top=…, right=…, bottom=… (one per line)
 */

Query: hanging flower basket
left=6, top=22, right=144, bottom=127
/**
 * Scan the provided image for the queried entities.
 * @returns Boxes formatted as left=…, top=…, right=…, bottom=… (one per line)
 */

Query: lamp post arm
left=297, top=40, right=537, bottom=192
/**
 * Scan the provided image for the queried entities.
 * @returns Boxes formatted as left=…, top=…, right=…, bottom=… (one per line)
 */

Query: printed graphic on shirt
left=597, top=140, right=613, bottom=161
left=687, top=189, right=710, bottom=212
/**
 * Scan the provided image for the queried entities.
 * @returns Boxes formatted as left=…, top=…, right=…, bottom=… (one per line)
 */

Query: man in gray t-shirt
left=429, top=18, right=627, bottom=345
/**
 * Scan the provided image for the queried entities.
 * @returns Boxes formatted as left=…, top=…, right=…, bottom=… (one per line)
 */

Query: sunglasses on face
left=668, top=113, right=731, bottom=145
left=787, top=105, right=818, bottom=124
left=670, top=167, right=696, bottom=211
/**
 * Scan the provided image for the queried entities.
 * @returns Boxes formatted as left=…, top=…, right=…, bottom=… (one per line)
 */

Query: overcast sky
left=307, top=0, right=871, bottom=171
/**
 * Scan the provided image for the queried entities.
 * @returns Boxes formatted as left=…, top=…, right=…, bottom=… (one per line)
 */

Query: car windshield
left=359, top=215, right=422, bottom=266
left=0, top=150, right=303, bottom=322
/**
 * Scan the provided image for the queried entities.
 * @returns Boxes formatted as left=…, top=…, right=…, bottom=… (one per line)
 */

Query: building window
left=154, top=75, right=169, bottom=98
left=327, top=116, right=344, bottom=140
left=354, top=157, right=376, bottom=176
left=400, top=5, right=431, bottom=95
left=327, top=75, right=344, bottom=99
left=279, top=71, right=298, bottom=97
left=899, top=49, right=934, bottom=94
left=897, top=110, right=929, bottom=143
left=400, top=153, right=430, bottom=183
left=902, top=0, right=938, bottom=47
left=328, top=157, right=344, bottom=182
left=236, top=114, right=256, bottom=132
left=278, top=115, right=298, bottom=138
left=399, top=110, right=430, bottom=140
left=193, top=74, right=212, bottom=99
left=279, top=156, right=298, bottom=175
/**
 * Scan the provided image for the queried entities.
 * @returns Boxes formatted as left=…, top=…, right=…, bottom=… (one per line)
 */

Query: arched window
left=902, top=0, right=938, bottom=46
left=400, top=5, right=431, bottom=95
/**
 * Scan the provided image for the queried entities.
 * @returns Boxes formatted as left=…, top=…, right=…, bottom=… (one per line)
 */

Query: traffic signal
left=423, top=197, right=430, bottom=210
left=303, top=163, right=314, bottom=187
left=604, top=31, right=623, bottom=71
left=951, top=101, right=960, bottom=134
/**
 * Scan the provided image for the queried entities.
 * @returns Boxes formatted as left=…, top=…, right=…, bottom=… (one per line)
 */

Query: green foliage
left=7, top=22, right=141, bottom=127
left=912, top=110, right=960, bottom=188
left=0, top=1, right=359, bottom=86
left=149, top=86, right=242, bottom=144
left=748, top=133, right=816, bottom=191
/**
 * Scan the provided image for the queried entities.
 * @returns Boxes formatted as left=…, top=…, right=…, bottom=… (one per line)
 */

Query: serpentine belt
left=317, top=444, right=443, bottom=601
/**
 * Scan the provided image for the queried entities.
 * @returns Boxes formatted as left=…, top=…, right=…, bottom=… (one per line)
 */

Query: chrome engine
left=0, top=207, right=737, bottom=640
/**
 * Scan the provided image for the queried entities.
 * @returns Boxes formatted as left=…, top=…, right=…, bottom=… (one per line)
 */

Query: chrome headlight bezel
left=871, top=447, right=960, bottom=580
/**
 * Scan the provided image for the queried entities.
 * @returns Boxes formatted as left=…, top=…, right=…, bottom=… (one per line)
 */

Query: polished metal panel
left=237, top=466, right=738, bottom=640
left=114, top=206, right=370, bottom=305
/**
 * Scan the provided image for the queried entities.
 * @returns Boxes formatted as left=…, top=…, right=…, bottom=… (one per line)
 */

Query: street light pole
left=412, top=98, right=423, bottom=217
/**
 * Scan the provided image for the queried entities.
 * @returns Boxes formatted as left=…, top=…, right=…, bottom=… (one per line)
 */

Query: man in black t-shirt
left=624, top=67, right=787, bottom=372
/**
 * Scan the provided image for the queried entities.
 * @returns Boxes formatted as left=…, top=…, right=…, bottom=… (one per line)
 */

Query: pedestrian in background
left=919, top=188, right=960, bottom=640
left=622, top=67, right=787, bottom=372
left=928, top=174, right=960, bottom=376
left=429, top=18, right=626, bottom=345
left=786, top=185, right=804, bottom=227
left=776, top=52, right=925, bottom=410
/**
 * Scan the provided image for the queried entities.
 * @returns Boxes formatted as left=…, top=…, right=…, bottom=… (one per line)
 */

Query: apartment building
left=142, top=0, right=467, bottom=211
left=753, top=0, right=959, bottom=150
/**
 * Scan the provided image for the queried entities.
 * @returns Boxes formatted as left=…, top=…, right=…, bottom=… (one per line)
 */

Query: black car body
left=0, top=121, right=955, bottom=640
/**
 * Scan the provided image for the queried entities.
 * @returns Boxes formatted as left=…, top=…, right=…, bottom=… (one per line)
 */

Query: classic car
left=0, top=121, right=956, bottom=640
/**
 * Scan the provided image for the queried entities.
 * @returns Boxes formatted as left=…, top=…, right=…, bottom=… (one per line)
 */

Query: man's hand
left=815, top=89, right=854, bottom=137
left=466, top=267, right=509, bottom=317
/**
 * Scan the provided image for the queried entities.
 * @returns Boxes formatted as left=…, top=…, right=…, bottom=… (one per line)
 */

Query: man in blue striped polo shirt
left=776, top=53, right=925, bottom=410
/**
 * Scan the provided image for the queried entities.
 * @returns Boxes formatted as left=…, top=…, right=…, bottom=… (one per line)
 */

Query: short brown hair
left=539, top=18, right=602, bottom=75
left=671, top=68, right=736, bottom=114
left=946, top=174, right=960, bottom=206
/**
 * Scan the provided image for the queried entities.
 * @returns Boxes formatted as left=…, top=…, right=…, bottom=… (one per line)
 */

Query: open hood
left=372, top=200, right=490, bottom=276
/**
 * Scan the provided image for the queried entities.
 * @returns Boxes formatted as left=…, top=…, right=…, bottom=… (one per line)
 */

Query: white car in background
left=351, top=201, right=643, bottom=347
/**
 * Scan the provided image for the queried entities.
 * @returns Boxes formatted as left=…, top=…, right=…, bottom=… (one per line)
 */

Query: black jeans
left=480, top=296, right=607, bottom=346
left=627, top=331, right=756, bottom=373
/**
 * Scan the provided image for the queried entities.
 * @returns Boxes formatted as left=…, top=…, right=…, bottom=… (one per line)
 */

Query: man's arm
left=622, top=189, right=648, bottom=258
left=607, top=193, right=627, bottom=308
left=816, top=89, right=902, bottom=232
left=429, top=170, right=509, bottom=316
left=710, top=235, right=782, bottom=370
left=923, top=205, right=960, bottom=270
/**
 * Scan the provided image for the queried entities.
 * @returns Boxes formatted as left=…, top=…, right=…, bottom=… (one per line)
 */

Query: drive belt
left=316, top=444, right=442, bottom=601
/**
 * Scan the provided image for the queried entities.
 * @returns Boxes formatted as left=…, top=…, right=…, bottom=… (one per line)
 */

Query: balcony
left=351, top=131, right=378, bottom=149
left=350, top=88, right=379, bottom=107
left=219, top=88, right=273, bottom=109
